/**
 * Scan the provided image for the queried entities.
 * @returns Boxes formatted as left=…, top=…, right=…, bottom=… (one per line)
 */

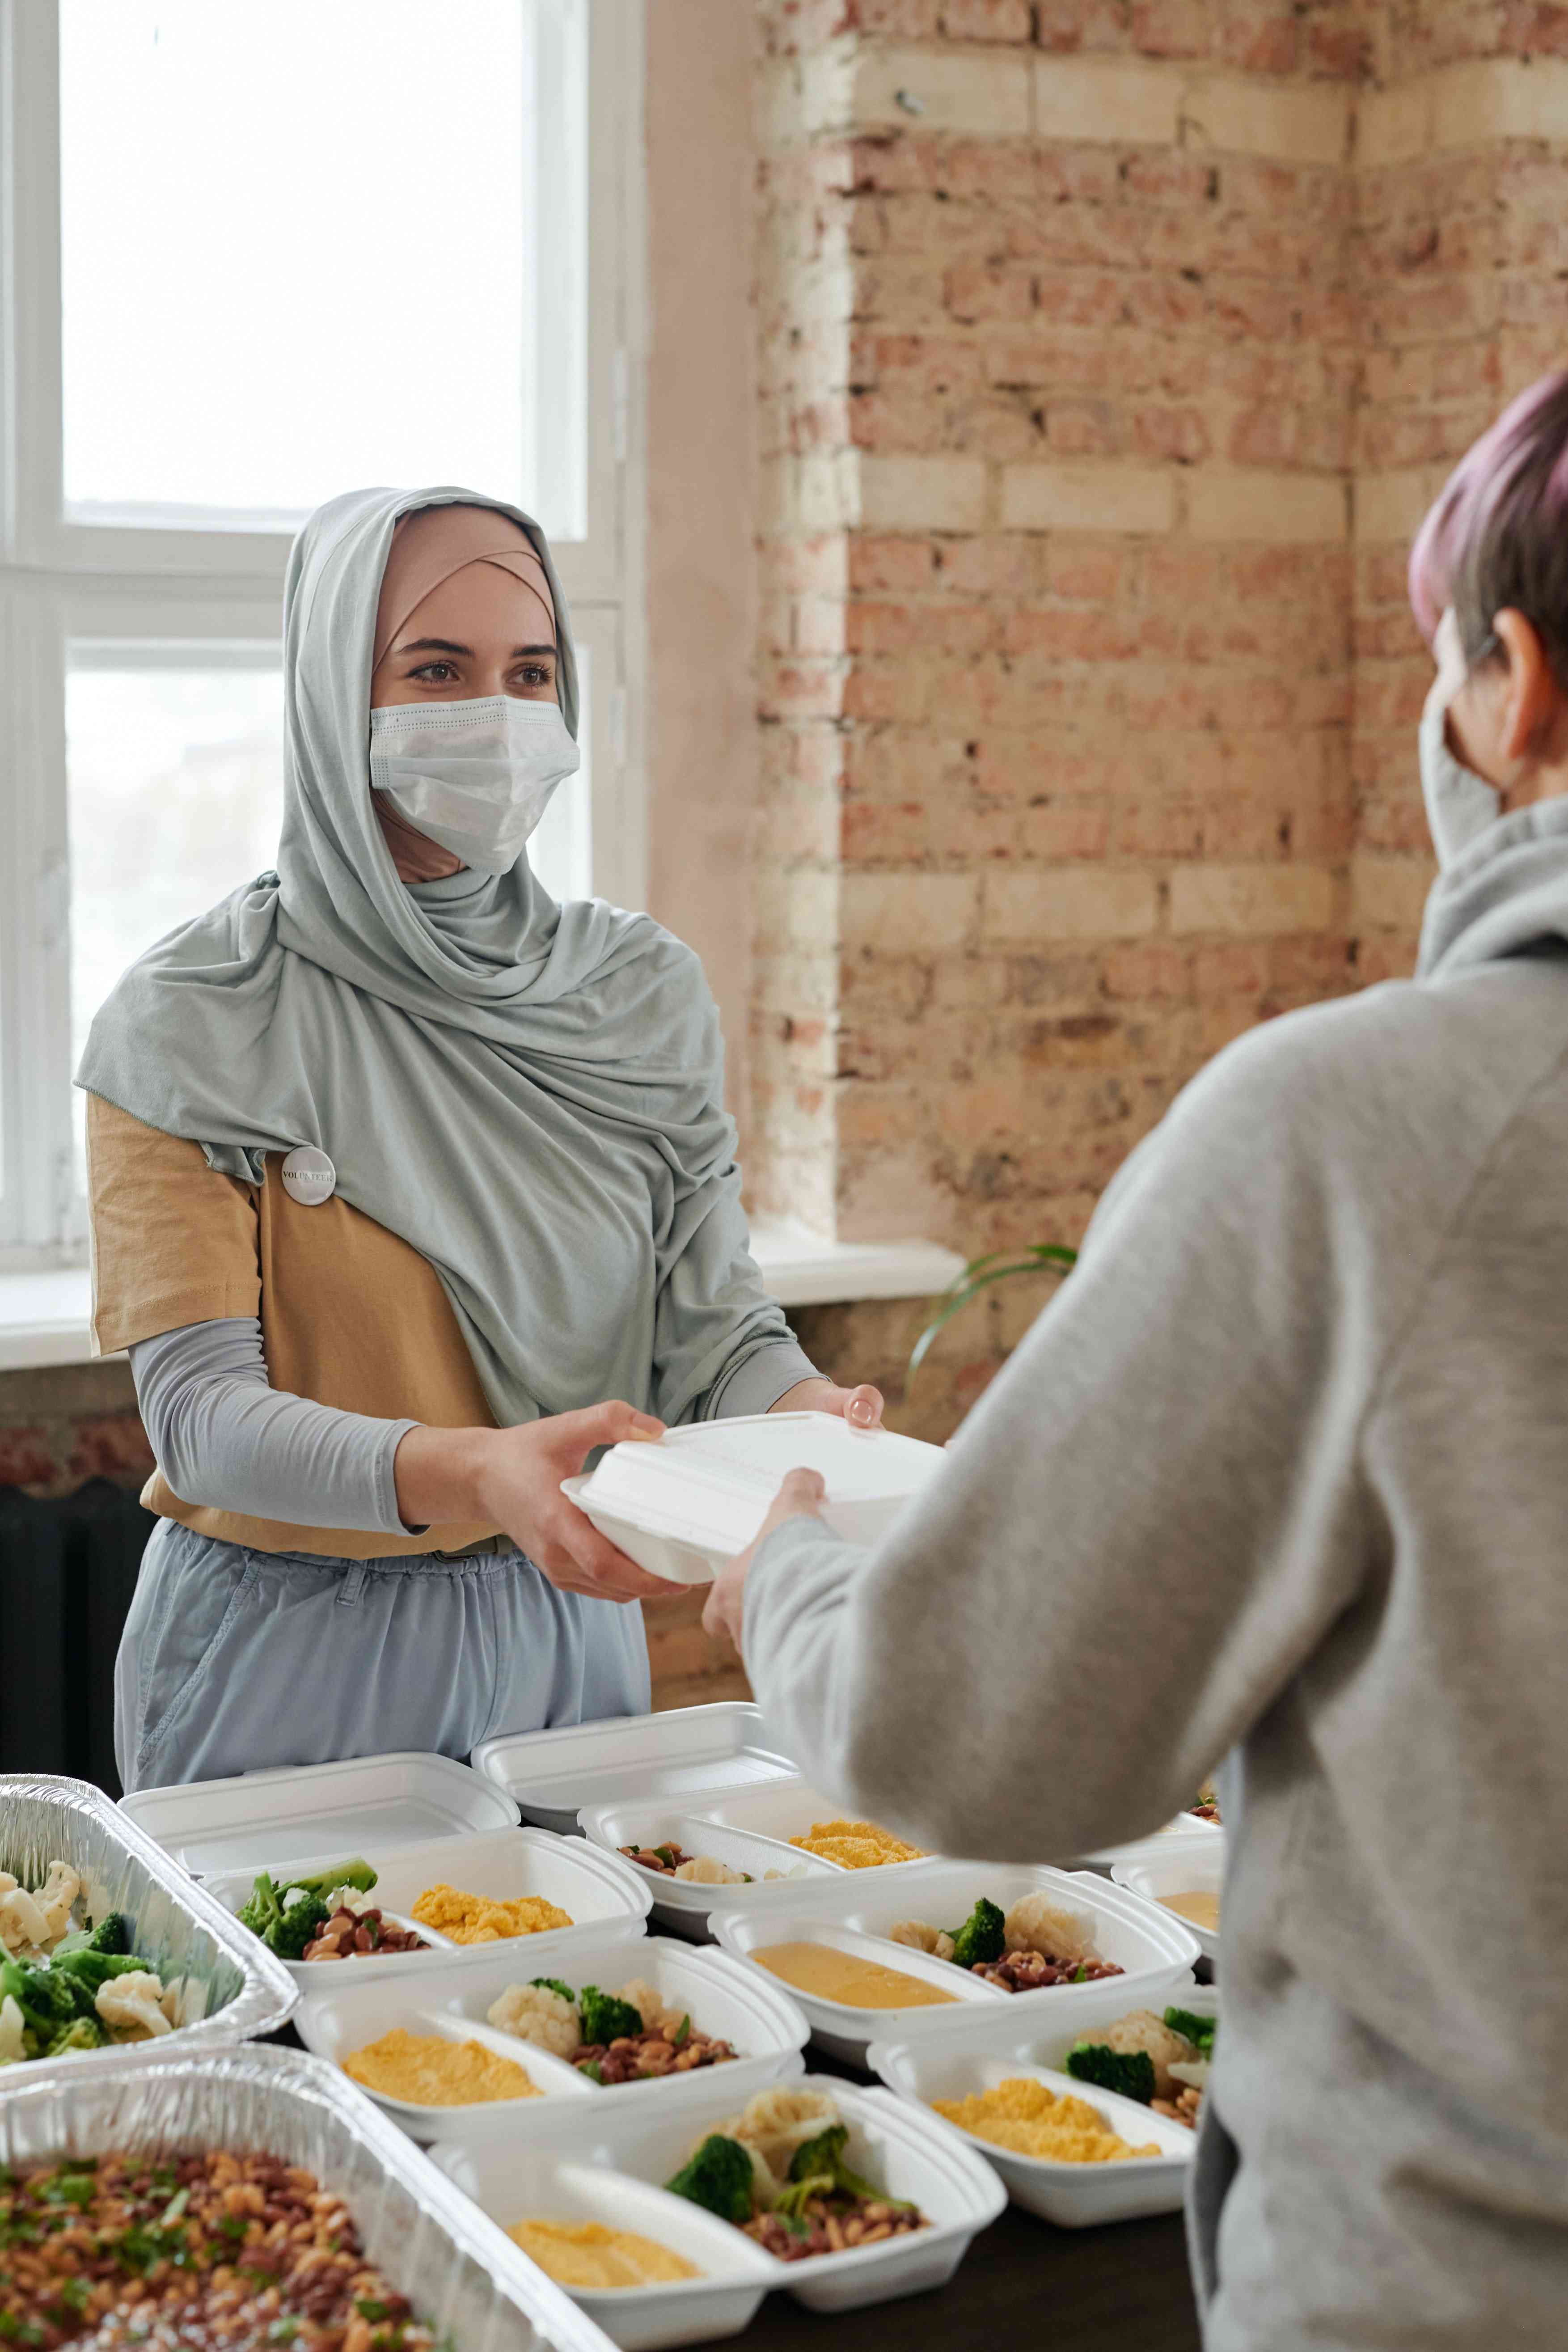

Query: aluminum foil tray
left=0, top=1772, right=297, bottom=2076
left=0, top=2044, right=614, bottom=2352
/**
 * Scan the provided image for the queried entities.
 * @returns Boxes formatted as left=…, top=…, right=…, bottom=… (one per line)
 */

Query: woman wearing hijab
left=80, top=486, right=880, bottom=1794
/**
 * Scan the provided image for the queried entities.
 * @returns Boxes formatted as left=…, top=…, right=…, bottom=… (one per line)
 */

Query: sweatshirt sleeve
left=130, top=1316, right=418, bottom=1536
left=743, top=1018, right=1383, bottom=1866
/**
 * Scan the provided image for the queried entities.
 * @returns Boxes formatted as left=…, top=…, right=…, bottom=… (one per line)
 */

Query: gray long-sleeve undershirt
left=130, top=1316, right=819, bottom=1537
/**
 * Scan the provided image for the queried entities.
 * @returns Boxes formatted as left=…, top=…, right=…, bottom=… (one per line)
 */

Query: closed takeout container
left=1112, top=1844, right=1225, bottom=1963
left=429, top=2069, right=1006, bottom=2345
left=119, top=1749, right=520, bottom=1877
left=0, top=1772, right=297, bottom=2078
left=0, top=2041, right=613, bottom=2352
left=867, top=1982, right=1203, bottom=2228
left=562, top=1413, right=945, bottom=1587
left=203, top=1826, right=652, bottom=1989
left=294, top=1931, right=809, bottom=2140
left=474, top=1704, right=800, bottom=1840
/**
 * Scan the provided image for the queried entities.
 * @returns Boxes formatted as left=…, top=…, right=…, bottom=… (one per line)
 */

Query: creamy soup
left=753, top=1941, right=958, bottom=2010
left=507, top=2219, right=698, bottom=2289
left=1160, top=1891, right=1220, bottom=1932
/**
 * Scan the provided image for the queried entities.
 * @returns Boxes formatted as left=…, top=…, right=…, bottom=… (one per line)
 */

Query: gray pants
left=115, top=1518, right=651, bottom=1792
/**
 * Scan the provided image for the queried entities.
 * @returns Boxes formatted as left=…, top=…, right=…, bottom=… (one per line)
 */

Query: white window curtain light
left=0, top=0, right=644, bottom=1263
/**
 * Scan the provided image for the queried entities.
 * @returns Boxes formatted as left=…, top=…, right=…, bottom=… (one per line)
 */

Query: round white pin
left=280, top=1146, right=336, bottom=1206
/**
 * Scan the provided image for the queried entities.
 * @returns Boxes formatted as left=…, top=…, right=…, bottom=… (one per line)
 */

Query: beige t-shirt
left=87, top=1093, right=501, bottom=1557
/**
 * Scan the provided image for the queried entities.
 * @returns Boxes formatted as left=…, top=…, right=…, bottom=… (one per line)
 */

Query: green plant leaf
left=907, top=1245, right=1078, bottom=1384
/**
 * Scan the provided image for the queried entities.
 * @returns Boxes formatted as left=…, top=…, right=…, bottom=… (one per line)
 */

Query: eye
left=514, top=661, right=554, bottom=690
left=408, top=660, right=459, bottom=684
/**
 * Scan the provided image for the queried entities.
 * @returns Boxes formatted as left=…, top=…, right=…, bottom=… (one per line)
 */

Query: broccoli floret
left=49, top=1950, right=153, bottom=2000
left=577, top=1986, right=643, bottom=2045
left=0, top=1959, right=79, bottom=2049
left=948, top=1897, right=1006, bottom=1971
left=529, top=1977, right=577, bottom=2005
left=46, top=2016, right=109, bottom=2056
left=238, top=1872, right=285, bottom=1944
left=1065, top=2041, right=1157, bottom=2104
left=664, top=2134, right=757, bottom=2226
left=86, top=1912, right=133, bottom=1955
left=270, top=1893, right=331, bottom=1962
left=1162, top=2006, right=1216, bottom=2060
left=285, top=1859, right=376, bottom=1900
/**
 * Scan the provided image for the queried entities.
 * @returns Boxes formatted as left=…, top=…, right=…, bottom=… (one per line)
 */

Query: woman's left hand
left=768, top=1376, right=884, bottom=1430
left=703, top=1464, right=828, bottom=1653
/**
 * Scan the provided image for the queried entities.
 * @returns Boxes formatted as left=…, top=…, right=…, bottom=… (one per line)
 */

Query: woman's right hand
left=394, top=1404, right=676, bottom=1603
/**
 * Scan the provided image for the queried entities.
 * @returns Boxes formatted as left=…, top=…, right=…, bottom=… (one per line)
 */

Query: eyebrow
left=394, top=636, right=557, bottom=658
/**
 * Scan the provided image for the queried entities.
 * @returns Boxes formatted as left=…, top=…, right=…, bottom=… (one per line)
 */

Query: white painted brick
left=857, top=453, right=987, bottom=533
left=1169, top=865, right=1336, bottom=937
left=1354, top=78, right=1433, bottom=169
left=1001, top=462, right=1175, bottom=535
left=1187, top=470, right=1348, bottom=544
left=1353, top=467, right=1447, bottom=545
left=854, top=43, right=1031, bottom=136
left=1032, top=56, right=1179, bottom=145
left=843, top=871, right=978, bottom=952
left=982, top=867, right=1160, bottom=942
left=1434, top=55, right=1568, bottom=147
left=1179, top=75, right=1349, bottom=167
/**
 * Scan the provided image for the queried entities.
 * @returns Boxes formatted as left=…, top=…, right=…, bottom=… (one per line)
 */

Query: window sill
left=0, top=1228, right=964, bottom=1375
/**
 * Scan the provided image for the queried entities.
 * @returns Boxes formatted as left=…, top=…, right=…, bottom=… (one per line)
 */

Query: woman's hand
left=703, top=1466, right=828, bottom=1653
left=769, top=1376, right=884, bottom=1430
left=394, top=1404, right=678, bottom=1604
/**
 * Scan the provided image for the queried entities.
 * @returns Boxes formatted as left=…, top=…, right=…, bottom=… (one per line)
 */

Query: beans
left=972, top=1950, right=1125, bottom=1992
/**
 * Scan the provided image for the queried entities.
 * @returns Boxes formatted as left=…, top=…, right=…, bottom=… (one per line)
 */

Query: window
left=0, top=0, right=643, bottom=1263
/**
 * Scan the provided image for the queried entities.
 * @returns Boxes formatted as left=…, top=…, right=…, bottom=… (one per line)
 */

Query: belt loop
left=336, top=1562, right=368, bottom=1608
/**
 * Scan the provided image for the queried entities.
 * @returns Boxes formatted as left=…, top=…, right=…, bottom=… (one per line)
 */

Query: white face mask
left=1420, top=609, right=1501, bottom=868
left=369, top=694, right=580, bottom=875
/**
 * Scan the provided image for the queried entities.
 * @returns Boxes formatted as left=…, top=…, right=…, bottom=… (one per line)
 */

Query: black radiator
left=0, top=1479, right=154, bottom=1796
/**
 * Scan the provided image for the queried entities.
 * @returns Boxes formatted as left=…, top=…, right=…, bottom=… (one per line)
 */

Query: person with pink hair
left=705, top=374, right=1568, bottom=2349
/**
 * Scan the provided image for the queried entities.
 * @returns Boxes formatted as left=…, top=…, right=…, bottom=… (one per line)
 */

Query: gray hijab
left=77, top=484, right=749, bottom=1428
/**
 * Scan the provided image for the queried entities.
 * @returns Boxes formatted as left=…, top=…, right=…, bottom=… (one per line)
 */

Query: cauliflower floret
left=325, top=1884, right=376, bottom=1917
left=1169, top=2056, right=1211, bottom=2093
left=486, top=1982, right=582, bottom=2059
left=761, top=1865, right=807, bottom=1882
left=726, top=2085, right=842, bottom=2186
left=95, top=1970, right=173, bottom=2042
left=0, top=1994, right=25, bottom=2064
left=0, top=1884, right=51, bottom=1958
left=1101, top=2009, right=1200, bottom=2101
left=158, top=1976, right=188, bottom=2029
left=888, top=1920, right=957, bottom=1962
left=616, top=1977, right=686, bottom=2039
left=35, top=1861, right=82, bottom=1950
left=671, top=1855, right=750, bottom=1886
left=1002, top=1892, right=1101, bottom=1966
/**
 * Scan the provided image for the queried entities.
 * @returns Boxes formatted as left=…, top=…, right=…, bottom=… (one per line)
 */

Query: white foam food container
left=580, top=1802, right=843, bottom=1942
left=0, top=2041, right=613, bottom=2352
left=1112, top=1842, right=1225, bottom=1963
left=673, top=1776, right=940, bottom=1876
left=295, top=1932, right=810, bottom=2142
left=429, top=2069, right=1006, bottom=2342
left=473, top=1704, right=800, bottom=1838
left=203, top=1827, right=652, bottom=1988
left=562, top=1412, right=945, bottom=1587
left=120, top=1749, right=520, bottom=1876
left=708, top=1910, right=1010, bottom=2066
left=866, top=2010, right=1196, bottom=2229
left=1080, top=1815, right=1227, bottom=1873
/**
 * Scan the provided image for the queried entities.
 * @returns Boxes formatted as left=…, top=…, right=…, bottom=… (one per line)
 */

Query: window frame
left=0, top=0, right=647, bottom=1266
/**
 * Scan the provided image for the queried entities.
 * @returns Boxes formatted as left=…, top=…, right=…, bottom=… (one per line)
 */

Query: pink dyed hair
left=1408, top=372, right=1568, bottom=677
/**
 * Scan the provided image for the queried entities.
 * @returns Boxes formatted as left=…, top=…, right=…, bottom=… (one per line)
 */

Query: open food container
left=708, top=1863, right=1197, bottom=2065
left=867, top=2000, right=1199, bottom=2227
left=203, top=1826, right=652, bottom=1989
left=589, top=1773, right=940, bottom=1888
left=1112, top=1844, right=1225, bottom=1963
left=0, top=2041, right=613, bottom=2352
left=473, top=1705, right=800, bottom=1839
left=1080, top=1815, right=1226, bottom=1874
left=562, top=1413, right=945, bottom=1587
left=580, top=1801, right=841, bottom=1942
left=294, top=1931, right=809, bottom=2141
left=0, top=1772, right=296, bottom=2078
left=119, top=1748, right=520, bottom=1876
left=429, top=2069, right=1006, bottom=2346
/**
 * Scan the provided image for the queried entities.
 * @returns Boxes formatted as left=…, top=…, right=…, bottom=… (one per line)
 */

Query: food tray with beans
left=472, top=1704, right=799, bottom=1839
left=0, top=2041, right=613, bottom=2352
left=120, top=1750, right=520, bottom=1877
left=0, top=1774, right=296, bottom=2081
left=429, top=2072, right=1006, bottom=2348
left=707, top=1863, right=1197, bottom=2064
left=203, top=1827, right=652, bottom=1988
left=867, top=1980, right=1218, bottom=2228
left=578, top=1802, right=845, bottom=1940
left=294, top=1931, right=811, bottom=2140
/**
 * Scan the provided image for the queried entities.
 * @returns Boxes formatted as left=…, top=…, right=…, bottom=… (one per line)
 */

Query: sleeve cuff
left=376, top=1420, right=424, bottom=1535
left=703, top=1341, right=820, bottom=1421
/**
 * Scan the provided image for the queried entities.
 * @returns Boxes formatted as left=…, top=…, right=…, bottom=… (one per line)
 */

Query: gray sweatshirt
left=746, top=798, right=1568, bottom=2351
